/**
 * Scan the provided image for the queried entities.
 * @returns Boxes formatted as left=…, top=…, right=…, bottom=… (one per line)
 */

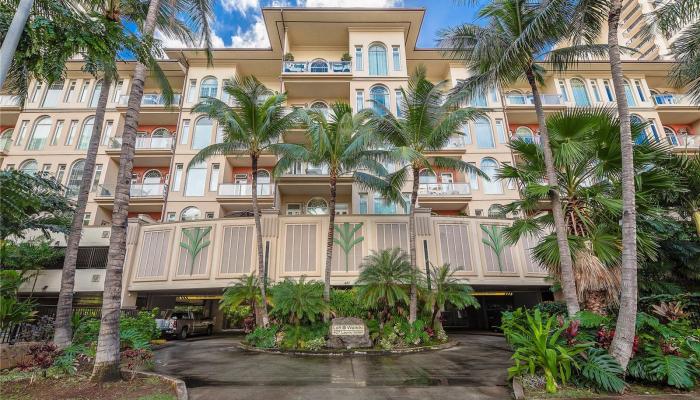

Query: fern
left=579, top=348, right=626, bottom=393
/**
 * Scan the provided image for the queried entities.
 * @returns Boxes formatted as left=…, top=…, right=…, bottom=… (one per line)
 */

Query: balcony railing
left=653, top=93, right=689, bottom=106
left=667, top=134, right=699, bottom=150
left=118, top=93, right=181, bottom=106
left=505, top=94, right=563, bottom=106
left=97, top=183, right=166, bottom=198
left=284, top=162, right=329, bottom=176
left=283, top=61, right=351, bottom=74
left=443, top=136, right=466, bottom=149
left=418, top=183, right=471, bottom=196
left=109, top=135, right=175, bottom=150
left=0, top=95, right=21, bottom=107
left=218, top=183, right=274, bottom=197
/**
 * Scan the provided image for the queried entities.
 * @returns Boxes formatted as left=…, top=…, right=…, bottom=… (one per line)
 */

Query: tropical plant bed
left=238, top=339, right=458, bottom=356
left=522, top=382, right=700, bottom=399
left=0, top=373, right=176, bottom=400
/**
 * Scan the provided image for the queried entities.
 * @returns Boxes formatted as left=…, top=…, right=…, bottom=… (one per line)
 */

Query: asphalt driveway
left=153, top=333, right=514, bottom=400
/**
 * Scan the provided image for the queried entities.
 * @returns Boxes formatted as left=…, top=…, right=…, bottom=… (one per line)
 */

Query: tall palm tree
left=189, top=76, right=301, bottom=329
left=91, top=0, right=213, bottom=382
left=500, top=108, right=678, bottom=313
left=54, top=0, right=198, bottom=350
left=439, top=0, right=609, bottom=316
left=273, top=103, right=384, bottom=314
left=370, top=66, right=483, bottom=323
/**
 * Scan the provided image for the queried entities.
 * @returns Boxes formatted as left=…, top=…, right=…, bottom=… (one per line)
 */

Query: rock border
left=120, top=369, right=188, bottom=400
left=237, top=340, right=459, bottom=356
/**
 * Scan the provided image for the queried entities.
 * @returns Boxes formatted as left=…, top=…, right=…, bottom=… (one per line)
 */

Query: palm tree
left=189, top=76, right=301, bottom=329
left=356, top=248, right=414, bottom=326
left=270, top=277, right=327, bottom=326
left=220, top=274, right=269, bottom=327
left=91, top=0, right=214, bottom=382
left=370, top=66, right=483, bottom=323
left=273, top=103, right=384, bottom=314
left=425, top=264, right=479, bottom=331
left=500, top=108, right=678, bottom=313
left=438, top=0, right=610, bottom=316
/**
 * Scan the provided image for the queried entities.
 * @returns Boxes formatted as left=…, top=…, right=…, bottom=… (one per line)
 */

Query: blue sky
left=157, top=1, right=479, bottom=49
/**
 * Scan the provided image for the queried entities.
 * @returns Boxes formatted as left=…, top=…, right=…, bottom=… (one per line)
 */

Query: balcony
left=282, top=61, right=351, bottom=74
left=505, top=93, right=564, bottom=106
left=96, top=183, right=166, bottom=199
left=109, top=135, right=175, bottom=151
left=284, top=162, right=329, bottom=176
left=653, top=94, right=690, bottom=106
left=218, top=183, right=274, bottom=197
left=118, top=93, right=182, bottom=107
left=418, top=183, right=471, bottom=197
left=666, top=134, right=699, bottom=152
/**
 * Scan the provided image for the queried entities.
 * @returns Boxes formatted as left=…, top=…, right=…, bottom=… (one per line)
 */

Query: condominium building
left=2, top=8, right=698, bottom=329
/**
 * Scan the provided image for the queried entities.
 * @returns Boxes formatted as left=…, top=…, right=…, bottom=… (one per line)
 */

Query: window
left=50, top=120, right=64, bottom=146
left=419, top=169, right=437, bottom=184
left=184, top=162, right=207, bottom=196
left=474, top=117, right=495, bottom=149
left=623, top=80, right=636, bottom=106
left=64, top=80, right=76, bottom=102
left=368, top=43, right=388, bottom=76
left=286, top=203, right=302, bottom=215
left=631, top=115, right=647, bottom=144
left=335, top=204, right=349, bottom=215
left=83, top=213, right=91, bottom=226
left=664, top=127, right=678, bottom=146
left=101, top=120, right=113, bottom=146
left=180, top=207, right=201, bottom=221
left=166, top=212, right=176, bottom=222
left=209, top=164, right=220, bottom=191
left=77, top=117, right=95, bottom=150
left=462, top=124, right=472, bottom=145
left=112, top=80, right=124, bottom=103
left=205, top=212, right=214, bottom=219
left=256, top=170, right=271, bottom=195
left=589, top=80, right=602, bottom=102
left=358, top=193, right=368, bottom=214
left=187, top=79, right=197, bottom=103
left=310, top=59, right=328, bottom=73
left=558, top=79, right=569, bottom=102
left=19, top=160, right=38, bottom=175
left=41, top=80, right=64, bottom=107
left=89, top=80, right=103, bottom=107
left=495, top=119, right=507, bottom=144
left=180, top=119, right=190, bottom=145
left=515, top=127, right=534, bottom=143
left=307, top=198, right=329, bottom=215
left=392, top=46, right=401, bottom=71
left=15, top=120, right=28, bottom=146
left=192, top=118, right=212, bottom=149
left=56, top=164, right=66, bottom=183
left=370, top=85, right=389, bottom=115
left=634, top=80, right=647, bottom=102
left=66, top=160, right=85, bottom=197
left=41, top=164, right=51, bottom=175
left=570, top=78, right=590, bottom=106
left=199, top=77, right=218, bottom=99
left=647, top=120, right=660, bottom=142
left=215, top=125, right=225, bottom=143
left=472, top=89, right=487, bottom=107
left=143, top=169, right=161, bottom=185
left=91, top=164, right=103, bottom=192
left=171, top=163, right=184, bottom=191
left=5, top=164, right=15, bottom=171
left=480, top=158, right=502, bottom=194
left=355, top=90, right=364, bottom=111
left=221, top=79, right=231, bottom=104
left=30, top=82, right=43, bottom=103
left=373, top=193, right=397, bottom=214
left=27, top=117, right=52, bottom=150
left=65, top=120, right=79, bottom=145
left=78, top=81, right=90, bottom=102
left=355, top=46, right=363, bottom=71
left=395, top=89, right=403, bottom=116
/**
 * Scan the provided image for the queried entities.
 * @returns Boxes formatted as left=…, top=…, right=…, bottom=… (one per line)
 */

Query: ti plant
left=481, top=224, right=506, bottom=272
left=180, top=226, right=212, bottom=275
left=333, top=222, right=364, bottom=272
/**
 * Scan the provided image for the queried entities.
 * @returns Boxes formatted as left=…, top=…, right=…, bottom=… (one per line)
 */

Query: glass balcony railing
left=666, top=134, right=699, bottom=150
left=505, top=94, right=563, bottom=106
left=284, top=162, right=329, bottom=176
left=118, top=93, right=181, bottom=106
left=97, top=183, right=166, bottom=198
left=443, top=136, right=466, bottom=149
left=218, top=183, right=274, bottom=197
left=282, top=61, right=351, bottom=74
left=418, top=183, right=471, bottom=196
left=109, top=135, right=175, bottom=150
left=653, top=94, right=688, bottom=105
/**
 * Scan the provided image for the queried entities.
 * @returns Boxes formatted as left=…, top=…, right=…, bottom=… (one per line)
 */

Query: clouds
left=231, top=15, right=271, bottom=48
left=220, top=0, right=259, bottom=14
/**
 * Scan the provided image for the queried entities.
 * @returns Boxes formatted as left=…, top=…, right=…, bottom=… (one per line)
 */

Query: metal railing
left=97, top=183, right=166, bottom=198
left=505, top=94, right=564, bottom=106
left=44, top=246, right=109, bottom=269
left=418, top=183, right=471, bottom=196
left=653, top=94, right=687, bottom=105
left=283, top=61, right=352, bottom=73
left=109, top=135, right=175, bottom=150
left=218, top=183, right=274, bottom=196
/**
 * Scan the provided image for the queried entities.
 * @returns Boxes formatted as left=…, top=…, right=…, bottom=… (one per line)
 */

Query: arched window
left=370, top=85, right=389, bottom=115
left=474, top=117, right=495, bottom=149
left=192, top=117, right=212, bottom=149
left=143, top=170, right=162, bottom=185
left=151, top=128, right=169, bottom=137
left=89, top=80, right=103, bottom=108
left=515, top=127, right=534, bottom=144
left=664, top=127, right=679, bottom=146
left=488, top=204, right=504, bottom=218
left=310, top=59, right=329, bottom=73
left=76, top=116, right=95, bottom=150
left=180, top=207, right=202, bottom=221
left=368, top=43, right=388, bottom=76
left=622, top=80, right=636, bottom=106
left=0, top=129, right=12, bottom=151
left=19, top=159, right=38, bottom=175
left=310, top=101, right=328, bottom=110
left=307, top=197, right=329, bottom=215
left=480, top=158, right=502, bottom=194
left=66, top=159, right=85, bottom=197
left=256, top=169, right=271, bottom=195
left=27, top=117, right=52, bottom=150
left=199, top=77, right=218, bottom=99
left=631, top=114, right=647, bottom=144
left=506, top=90, right=527, bottom=105
left=418, top=169, right=437, bottom=184
left=570, top=78, right=590, bottom=106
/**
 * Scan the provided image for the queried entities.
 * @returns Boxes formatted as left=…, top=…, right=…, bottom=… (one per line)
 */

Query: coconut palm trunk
left=0, top=0, right=34, bottom=87
left=323, top=172, right=338, bottom=318
left=524, top=67, right=580, bottom=316
left=607, top=0, right=638, bottom=370
left=91, top=0, right=161, bottom=382
left=251, top=154, right=269, bottom=327
left=54, top=76, right=111, bottom=349
left=408, top=165, right=420, bottom=323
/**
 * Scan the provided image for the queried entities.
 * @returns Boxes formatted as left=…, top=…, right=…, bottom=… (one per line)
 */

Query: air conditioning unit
left=91, top=274, right=101, bottom=282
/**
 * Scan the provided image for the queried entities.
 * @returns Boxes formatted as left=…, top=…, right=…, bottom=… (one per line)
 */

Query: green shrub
left=302, top=337, right=326, bottom=351
left=121, top=310, right=161, bottom=342
left=246, top=326, right=278, bottom=349
left=72, top=310, right=160, bottom=348
left=330, top=288, right=367, bottom=318
left=534, top=301, right=568, bottom=316
left=280, top=322, right=328, bottom=350
left=270, top=277, right=328, bottom=325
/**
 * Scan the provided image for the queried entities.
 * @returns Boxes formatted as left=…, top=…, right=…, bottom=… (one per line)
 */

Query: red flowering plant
left=16, top=342, right=60, bottom=381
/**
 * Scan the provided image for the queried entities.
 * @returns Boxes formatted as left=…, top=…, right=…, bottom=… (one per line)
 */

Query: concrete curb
left=121, top=369, right=188, bottom=400
left=238, top=340, right=459, bottom=356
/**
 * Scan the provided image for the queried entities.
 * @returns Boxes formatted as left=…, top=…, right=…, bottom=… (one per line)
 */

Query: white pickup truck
left=156, top=310, right=214, bottom=339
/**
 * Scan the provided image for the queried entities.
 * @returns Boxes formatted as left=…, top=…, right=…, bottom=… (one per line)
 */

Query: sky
left=156, top=0, right=480, bottom=50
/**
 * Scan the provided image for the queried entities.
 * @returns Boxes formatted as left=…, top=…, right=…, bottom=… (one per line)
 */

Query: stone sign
left=327, top=317, right=372, bottom=349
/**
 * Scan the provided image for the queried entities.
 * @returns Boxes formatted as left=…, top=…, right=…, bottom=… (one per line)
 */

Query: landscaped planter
left=238, top=340, right=459, bottom=356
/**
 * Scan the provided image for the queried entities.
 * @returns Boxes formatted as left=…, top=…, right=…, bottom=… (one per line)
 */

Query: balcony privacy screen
left=220, top=225, right=254, bottom=274
left=375, top=223, right=408, bottom=252
left=438, top=224, right=473, bottom=272
left=284, top=224, right=317, bottom=272
left=521, top=233, right=548, bottom=274
left=136, top=230, right=170, bottom=278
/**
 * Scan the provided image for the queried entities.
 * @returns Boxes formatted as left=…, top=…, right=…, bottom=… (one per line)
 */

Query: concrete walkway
left=153, top=333, right=514, bottom=400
